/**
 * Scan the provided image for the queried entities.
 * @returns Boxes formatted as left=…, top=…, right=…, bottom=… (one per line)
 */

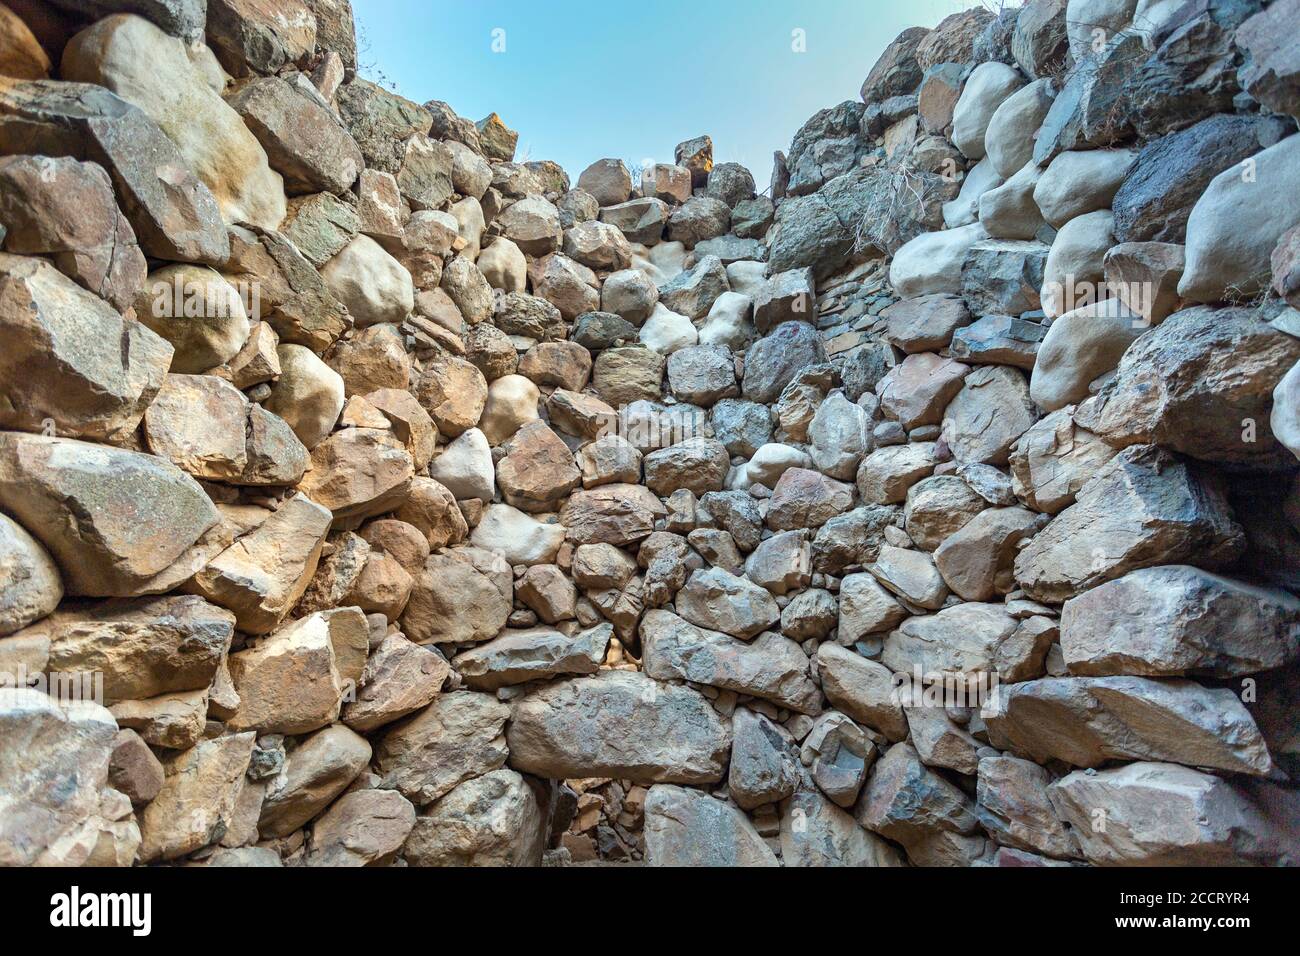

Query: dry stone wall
left=1, top=0, right=1299, bottom=867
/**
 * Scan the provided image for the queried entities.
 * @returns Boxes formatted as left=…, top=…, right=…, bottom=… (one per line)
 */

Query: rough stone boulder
left=403, top=768, right=546, bottom=866
left=1048, top=762, right=1300, bottom=866
left=985, top=676, right=1275, bottom=776
left=1014, top=445, right=1244, bottom=603
left=62, top=13, right=286, bottom=231
left=1059, top=565, right=1300, bottom=678
left=452, top=624, right=610, bottom=691
left=0, top=251, right=170, bottom=442
left=403, top=550, right=510, bottom=646
left=506, top=670, right=731, bottom=784
left=0, top=433, right=219, bottom=597
left=642, top=609, right=819, bottom=714
left=643, top=785, right=778, bottom=867
left=375, top=690, right=509, bottom=806
left=1075, top=306, right=1300, bottom=468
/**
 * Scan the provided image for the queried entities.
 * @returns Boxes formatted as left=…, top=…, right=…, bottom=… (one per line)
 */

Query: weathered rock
left=883, top=294, right=971, bottom=354
left=1034, top=149, right=1134, bottom=228
left=306, top=788, right=415, bottom=867
left=986, top=676, right=1275, bottom=776
left=403, top=768, right=546, bottom=866
left=296, top=427, right=414, bottom=524
left=729, top=707, right=798, bottom=810
left=742, top=321, right=827, bottom=403
left=766, top=468, right=854, bottom=531
left=904, top=475, right=987, bottom=551
left=0, top=79, right=230, bottom=264
left=264, top=344, right=345, bottom=451
left=1014, top=445, right=1244, bottom=603
left=63, top=14, right=286, bottom=230
left=976, top=754, right=1078, bottom=860
left=1076, top=305, right=1300, bottom=468
left=861, top=26, right=928, bottom=102
left=375, top=690, right=509, bottom=806
left=644, top=784, right=777, bottom=866
left=0, top=155, right=145, bottom=312
left=1048, top=762, right=1300, bottom=866
left=878, top=353, right=969, bottom=430
left=496, top=420, right=581, bottom=512
left=0, top=434, right=219, bottom=597
left=0, top=689, right=121, bottom=866
left=960, top=239, right=1048, bottom=317
left=1060, top=565, right=1300, bottom=678
left=942, top=365, right=1037, bottom=466
left=1112, top=113, right=1290, bottom=244
left=856, top=442, right=939, bottom=505
left=1009, top=406, right=1117, bottom=514
left=1030, top=299, right=1145, bottom=412
left=403, top=550, right=510, bottom=645
left=1179, top=134, right=1300, bottom=302
left=0, top=512, right=61, bottom=637
left=507, top=670, right=731, bottom=784
left=415, top=354, right=488, bottom=439
left=816, top=643, right=908, bottom=740
left=139, top=732, right=254, bottom=863
left=497, top=195, right=561, bottom=256
left=642, top=609, right=819, bottom=714
left=258, top=723, right=372, bottom=837
left=952, top=61, right=1024, bottom=160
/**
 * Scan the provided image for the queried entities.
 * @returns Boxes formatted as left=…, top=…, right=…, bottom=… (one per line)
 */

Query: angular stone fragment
left=976, top=754, right=1078, bottom=860
left=1, top=253, right=169, bottom=441
left=642, top=609, right=819, bottom=714
left=1009, top=407, right=1117, bottom=514
left=934, top=506, right=1047, bottom=602
left=225, top=608, right=366, bottom=735
left=453, top=624, right=609, bottom=691
left=781, top=786, right=904, bottom=867
left=507, top=670, right=731, bottom=784
left=1059, top=566, right=1300, bottom=678
left=258, top=723, right=372, bottom=838
left=1048, top=762, right=1300, bottom=866
left=0, top=434, right=220, bottom=597
left=985, top=676, right=1275, bottom=776
left=1076, top=306, right=1300, bottom=468
left=856, top=443, right=939, bottom=505
left=306, top=788, right=416, bottom=867
left=729, top=707, right=798, bottom=810
left=342, top=633, right=448, bottom=733
left=1013, top=445, right=1244, bottom=603
left=816, top=643, right=908, bottom=741
left=189, top=495, right=331, bottom=634
left=644, top=784, right=776, bottom=866
left=0, top=79, right=230, bottom=264
left=139, top=732, right=255, bottom=863
left=297, top=427, right=415, bottom=524
left=403, top=768, right=546, bottom=867
left=882, top=601, right=1047, bottom=684
left=376, top=690, right=510, bottom=806
left=496, top=420, right=581, bottom=512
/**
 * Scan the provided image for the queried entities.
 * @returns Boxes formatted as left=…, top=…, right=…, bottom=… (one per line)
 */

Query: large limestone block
left=1013, top=445, right=1244, bottom=603
left=1179, top=134, right=1300, bottom=302
left=644, top=785, right=778, bottom=867
left=985, top=676, right=1275, bottom=776
left=62, top=13, right=286, bottom=230
left=453, top=624, right=609, bottom=691
left=507, top=670, right=731, bottom=784
left=0, top=433, right=220, bottom=597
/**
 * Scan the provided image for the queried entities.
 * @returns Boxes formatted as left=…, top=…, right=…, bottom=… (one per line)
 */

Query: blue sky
left=352, top=0, right=967, bottom=189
